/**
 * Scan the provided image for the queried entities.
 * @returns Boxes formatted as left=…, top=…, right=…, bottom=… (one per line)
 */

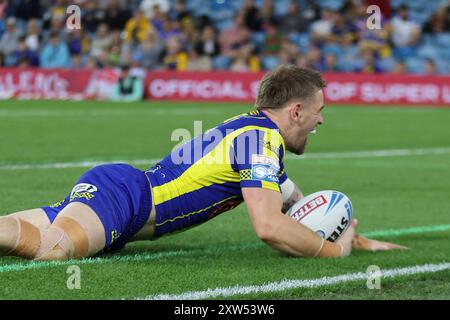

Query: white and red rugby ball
left=286, top=190, right=353, bottom=242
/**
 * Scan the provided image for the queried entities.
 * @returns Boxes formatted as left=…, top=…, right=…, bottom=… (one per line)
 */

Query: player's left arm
left=281, top=178, right=408, bottom=251
left=280, top=177, right=304, bottom=214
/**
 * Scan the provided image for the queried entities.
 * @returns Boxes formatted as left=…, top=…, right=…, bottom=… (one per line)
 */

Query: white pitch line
left=1, top=147, right=449, bottom=171
left=137, top=262, right=450, bottom=300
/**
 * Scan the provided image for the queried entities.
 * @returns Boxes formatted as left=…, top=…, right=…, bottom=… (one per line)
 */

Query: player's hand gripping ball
left=287, top=190, right=353, bottom=242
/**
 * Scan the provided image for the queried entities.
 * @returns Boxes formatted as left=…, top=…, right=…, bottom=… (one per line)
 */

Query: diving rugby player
left=0, top=65, right=406, bottom=261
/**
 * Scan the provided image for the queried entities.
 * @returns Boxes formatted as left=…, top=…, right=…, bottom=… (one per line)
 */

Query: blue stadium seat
left=405, top=57, right=425, bottom=74
left=251, top=31, right=266, bottom=51
left=261, top=55, right=280, bottom=70
left=317, top=0, right=345, bottom=11
left=288, top=32, right=310, bottom=50
left=213, top=55, right=232, bottom=70
left=322, top=43, right=343, bottom=58
left=416, top=45, right=442, bottom=60
left=273, top=0, right=290, bottom=16
left=434, top=33, right=450, bottom=48
left=378, top=58, right=397, bottom=73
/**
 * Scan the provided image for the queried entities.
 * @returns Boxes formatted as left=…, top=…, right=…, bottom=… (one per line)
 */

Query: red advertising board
left=1, top=68, right=449, bottom=106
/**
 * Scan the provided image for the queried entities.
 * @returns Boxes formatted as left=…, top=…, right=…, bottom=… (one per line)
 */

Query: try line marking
left=136, top=262, right=450, bottom=300
left=0, top=223, right=449, bottom=273
left=1, top=147, right=450, bottom=171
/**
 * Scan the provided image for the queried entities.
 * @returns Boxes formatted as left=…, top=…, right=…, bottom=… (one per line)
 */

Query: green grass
left=0, top=100, right=449, bottom=300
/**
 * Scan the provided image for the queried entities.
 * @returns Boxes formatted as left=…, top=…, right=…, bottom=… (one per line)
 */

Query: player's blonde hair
left=256, top=64, right=326, bottom=110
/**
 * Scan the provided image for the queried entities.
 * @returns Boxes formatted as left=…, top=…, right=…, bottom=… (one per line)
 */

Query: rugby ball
left=286, top=190, right=353, bottom=242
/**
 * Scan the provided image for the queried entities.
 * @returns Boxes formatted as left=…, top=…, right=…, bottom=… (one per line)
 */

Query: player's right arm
left=242, top=187, right=356, bottom=258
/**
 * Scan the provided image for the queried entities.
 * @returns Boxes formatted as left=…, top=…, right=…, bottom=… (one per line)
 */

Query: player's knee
left=4, top=217, right=41, bottom=259
left=0, top=217, right=19, bottom=253
left=40, top=216, right=89, bottom=260
left=2, top=215, right=89, bottom=260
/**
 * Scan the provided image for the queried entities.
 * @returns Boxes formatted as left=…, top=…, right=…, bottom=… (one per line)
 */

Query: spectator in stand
left=103, top=0, right=131, bottom=32
left=14, top=0, right=43, bottom=21
left=42, top=14, right=68, bottom=46
left=280, top=0, right=309, bottom=35
left=25, top=19, right=40, bottom=52
left=195, top=25, right=220, bottom=58
left=260, top=0, right=278, bottom=28
left=123, top=9, right=153, bottom=44
left=12, top=36, right=39, bottom=67
left=186, top=45, right=212, bottom=71
left=392, top=60, right=406, bottom=74
left=157, top=14, right=181, bottom=42
left=90, top=23, right=112, bottom=58
left=330, top=10, right=358, bottom=44
left=140, top=0, right=170, bottom=19
left=134, top=28, right=164, bottom=70
left=178, top=13, right=198, bottom=47
left=219, top=12, right=251, bottom=59
left=353, top=3, right=391, bottom=60
left=170, top=0, right=191, bottom=23
left=424, top=59, right=437, bottom=75
left=310, top=8, right=334, bottom=48
left=355, top=46, right=382, bottom=74
left=40, top=31, right=70, bottom=68
left=241, top=0, right=262, bottom=32
left=229, top=43, right=260, bottom=72
left=323, top=52, right=341, bottom=72
left=305, top=46, right=325, bottom=71
left=390, top=5, right=421, bottom=59
left=67, top=29, right=88, bottom=57
left=111, top=64, right=144, bottom=102
left=162, top=35, right=188, bottom=71
left=261, top=21, right=284, bottom=69
left=0, top=17, right=22, bottom=66
left=278, top=38, right=300, bottom=65
left=423, top=5, right=450, bottom=34
left=0, top=52, right=5, bottom=67
left=81, top=1, right=103, bottom=35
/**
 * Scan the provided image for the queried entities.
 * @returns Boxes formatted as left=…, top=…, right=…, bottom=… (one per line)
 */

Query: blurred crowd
left=0, top=0, right=449, bottom=74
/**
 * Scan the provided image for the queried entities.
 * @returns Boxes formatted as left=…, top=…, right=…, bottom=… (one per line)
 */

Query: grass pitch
left=0, top=100, right=449, bottom=300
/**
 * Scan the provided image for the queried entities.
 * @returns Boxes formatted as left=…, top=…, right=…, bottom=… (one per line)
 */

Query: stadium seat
left=322, top=43, right=343, bottom=58
left=251, top=32, right=266, bottom=52
left=273, top=0, right=291, bottom=16
left=416, top=45, right=442, bottom=61
left=405, top=57, right=425, bottom=74
left=213, top=55, right=232, bottom=70
left=378, top=58, right=397, bottom=73
left=261, top=55, right=280, bottom=70
left=434, top=33, right=450, bottom=48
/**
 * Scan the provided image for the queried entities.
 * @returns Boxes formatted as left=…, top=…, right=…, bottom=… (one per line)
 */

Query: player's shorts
left=41, top=163, right=152, bottom=252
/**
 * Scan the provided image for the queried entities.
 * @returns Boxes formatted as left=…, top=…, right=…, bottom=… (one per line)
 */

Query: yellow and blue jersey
left=145, top=110, right=288, bottom=237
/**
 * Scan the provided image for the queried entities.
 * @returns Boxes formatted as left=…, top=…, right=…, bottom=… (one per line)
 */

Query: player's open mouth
left=309, top=128, right=317, bottom=134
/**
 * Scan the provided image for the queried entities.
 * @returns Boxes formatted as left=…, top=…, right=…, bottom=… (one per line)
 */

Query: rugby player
left=0, top=65, right=406, bottom=261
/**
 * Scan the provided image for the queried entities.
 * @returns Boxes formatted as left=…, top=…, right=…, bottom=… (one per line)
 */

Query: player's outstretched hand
left=335, top=219, right=358, bottom=257
left=352, top=234, right=409, bottom=251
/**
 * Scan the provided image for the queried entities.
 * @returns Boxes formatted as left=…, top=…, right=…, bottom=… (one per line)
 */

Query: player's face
left=288, top=90, right=324, bottom=155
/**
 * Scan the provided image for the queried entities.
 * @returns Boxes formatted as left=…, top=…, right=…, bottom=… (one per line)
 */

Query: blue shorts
left=42, top=163, right=152, bottom=253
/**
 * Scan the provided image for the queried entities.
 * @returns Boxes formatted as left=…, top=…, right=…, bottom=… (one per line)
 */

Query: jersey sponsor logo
left=251, top=154, right=279, bottom=183
left=290, top=195, right=328, bottom=221
left=70, top=183, right=98, bottom=201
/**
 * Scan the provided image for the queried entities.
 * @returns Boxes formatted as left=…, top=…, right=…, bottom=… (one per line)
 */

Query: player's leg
left=1, top=203, right=107, bottom=260
left=0, top=209, right=51, bottom=256
left=35, top=202, right=106, bottom=261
